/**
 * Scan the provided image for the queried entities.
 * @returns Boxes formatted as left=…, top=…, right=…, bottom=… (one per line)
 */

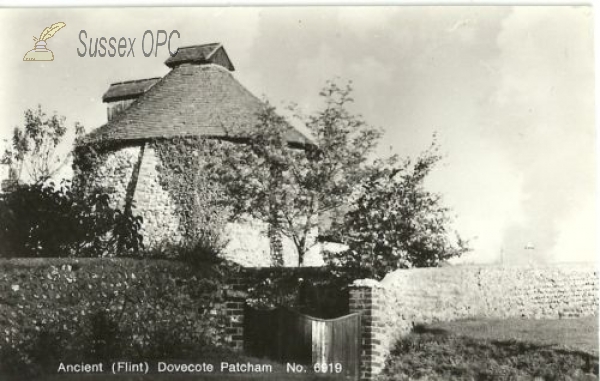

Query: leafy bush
left=327, top=145, right=469, bottom=280
left=143, top=215, right=229, bottom=267
left=245, top=267, right=350, bottom=319
left=177, top=192, right=230, bottom=267
left=0, top=258, right=230, bottom=378
left=0, top=180, right=143, bottom=258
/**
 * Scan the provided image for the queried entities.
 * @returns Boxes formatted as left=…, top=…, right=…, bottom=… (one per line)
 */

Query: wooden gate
left=244, top=306, right=361, bottom=380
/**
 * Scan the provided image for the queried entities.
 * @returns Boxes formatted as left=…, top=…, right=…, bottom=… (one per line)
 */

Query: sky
left=0, top=6, right=596, bottom=264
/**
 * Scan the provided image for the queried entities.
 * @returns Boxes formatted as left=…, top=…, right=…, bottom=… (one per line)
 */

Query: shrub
left=0, top=180, right=143, bottom=258
left=245, top=267, right=351, bottom=319
left=177, top=193, right=230, bottom=267
left=327, top=146, right=469, bottom=281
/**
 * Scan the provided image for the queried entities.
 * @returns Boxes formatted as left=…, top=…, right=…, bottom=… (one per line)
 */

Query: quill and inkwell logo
left=23, top=22, right=66, bottom=61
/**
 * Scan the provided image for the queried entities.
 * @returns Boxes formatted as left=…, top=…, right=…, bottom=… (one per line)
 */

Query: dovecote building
left=75, top=43, right=319, bottom=266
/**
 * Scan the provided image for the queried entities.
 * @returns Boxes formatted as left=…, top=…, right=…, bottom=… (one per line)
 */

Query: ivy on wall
left=72, top=142, right=124, bottom=198
left=72, top=137, right=236, bottom=261
left=152, top=137, right=234, bottom=260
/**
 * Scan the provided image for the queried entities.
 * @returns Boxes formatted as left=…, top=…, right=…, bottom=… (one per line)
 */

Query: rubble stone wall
left=73, top=138, right=309, bottom=266
left=349, top=264, right=598, bottom=380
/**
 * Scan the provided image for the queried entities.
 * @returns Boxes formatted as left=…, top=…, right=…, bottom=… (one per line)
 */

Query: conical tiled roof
left=82, top=60, right=310, bottom=146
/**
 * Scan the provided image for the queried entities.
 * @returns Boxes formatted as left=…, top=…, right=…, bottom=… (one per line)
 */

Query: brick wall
left=221, top=276, right=248, bottom=351
left=349, top=264, right=598, bottom=380
left=349, top=280, right=387, bottom=380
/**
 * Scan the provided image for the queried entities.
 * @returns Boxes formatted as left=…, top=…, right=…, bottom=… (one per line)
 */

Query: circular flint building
left=74, top=43, right=321, bottom=267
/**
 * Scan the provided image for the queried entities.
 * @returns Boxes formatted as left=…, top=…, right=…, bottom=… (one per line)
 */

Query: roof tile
left=83, top=63, right=310, bottom=146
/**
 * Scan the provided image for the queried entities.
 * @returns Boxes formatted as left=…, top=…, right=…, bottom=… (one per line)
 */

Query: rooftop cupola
left=164, top=43, right=235, bottom=71
left=102, top=77, right=161, bottom=121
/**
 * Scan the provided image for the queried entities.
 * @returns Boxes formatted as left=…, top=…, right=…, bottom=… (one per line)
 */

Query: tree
left=1, top=105, right=85, bottom=184
left=216, top=81, right=468, bottom=271
left=215, top=81, right=382, bottom=266
left=326, top=141, right=470, bottom=280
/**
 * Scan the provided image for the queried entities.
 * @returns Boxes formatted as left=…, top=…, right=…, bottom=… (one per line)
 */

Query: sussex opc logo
left=23, top=22, right=66, bottom=61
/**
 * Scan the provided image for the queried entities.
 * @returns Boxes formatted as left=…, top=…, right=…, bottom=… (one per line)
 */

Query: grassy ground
left=425, top=316, right=598, bottom=355
left=380, top=317, right=599, bottom=381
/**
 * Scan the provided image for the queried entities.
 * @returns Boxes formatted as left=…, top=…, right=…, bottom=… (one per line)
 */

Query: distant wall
left=349, top=264, right=598, bottom=380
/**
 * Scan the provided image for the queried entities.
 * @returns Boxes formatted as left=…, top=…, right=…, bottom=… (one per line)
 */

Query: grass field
left=380, top=316, right=599, bottom=381
left=425, top=316, right=599, bottom=355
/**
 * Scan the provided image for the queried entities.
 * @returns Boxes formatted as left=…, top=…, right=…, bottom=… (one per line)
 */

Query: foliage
left=326, top=141, right=469, bottom=280
left=215, top=81, right=382, bottom=265
left=0, top=180, right=143, bottom=258
left=1, top=105, right=85, bottom=184
left=152, top=138, right=232, bottom=263
left=72, top=137, right=232, bottom=263
left=0, top=258, right=230, bottom=378
left=379, top=324, right=598, bottom=381
left=244, top=267, right=351, bottom=319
